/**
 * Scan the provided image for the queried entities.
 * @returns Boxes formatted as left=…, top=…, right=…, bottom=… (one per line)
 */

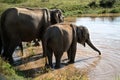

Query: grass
left=34, top=66, right=88, bottom=80
left=0, top=57, right=30, bottom=80
left=0, top=0, right=120, bottom=17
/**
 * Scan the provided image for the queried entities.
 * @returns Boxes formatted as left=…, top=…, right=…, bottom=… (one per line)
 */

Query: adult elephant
left=43, top=23, right=101, bottom=68
left=0, top=7, right=64, bottom=65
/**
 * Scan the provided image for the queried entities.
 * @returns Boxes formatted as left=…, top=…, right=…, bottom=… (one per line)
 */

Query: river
left=74, top=17, right=120, bottom=80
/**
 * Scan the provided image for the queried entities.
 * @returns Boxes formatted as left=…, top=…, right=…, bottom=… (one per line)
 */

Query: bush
left=110, top=8, right=120, bottom=13
left=88, top=1, right=98, bottom=8
left=99, top=0, right=116, bottom=8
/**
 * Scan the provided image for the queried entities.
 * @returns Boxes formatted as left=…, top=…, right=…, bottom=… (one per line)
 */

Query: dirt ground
left=14, top=43, right=93, bottom=80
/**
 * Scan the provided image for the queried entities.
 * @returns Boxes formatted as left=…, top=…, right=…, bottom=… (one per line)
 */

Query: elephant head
left=50, top=9, right=64, bottom=24
left=76, top=25, right=101, bottom=55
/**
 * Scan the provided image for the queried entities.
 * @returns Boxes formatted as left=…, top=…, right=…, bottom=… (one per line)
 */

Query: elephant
left=43, top=23, right=101, bottom=68
left=0, top=7, right=64, bottom=65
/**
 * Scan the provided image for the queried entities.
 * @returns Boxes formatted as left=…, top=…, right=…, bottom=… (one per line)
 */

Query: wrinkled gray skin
left=0, top=7, right=64, bottom=65
left=44, top=23, right=101, bottom=69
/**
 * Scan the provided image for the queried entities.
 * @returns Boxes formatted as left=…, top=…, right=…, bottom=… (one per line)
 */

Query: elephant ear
left=81, top=26, right=90, bottom=47
left=81, top=27, right=86, bottom=47
left=77, top=26, right=87, bottom=47
left=43, top=8, right=51, bottom=27
left=50, top=9, right=64, bottom=24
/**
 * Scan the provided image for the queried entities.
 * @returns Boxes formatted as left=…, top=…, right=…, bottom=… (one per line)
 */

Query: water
left=74, top=17, right=120, bottom=80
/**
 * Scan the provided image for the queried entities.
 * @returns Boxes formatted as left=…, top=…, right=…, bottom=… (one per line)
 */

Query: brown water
left=74, top=17, right=120, bottom=80
left=14, top=17, right=120, bottom=80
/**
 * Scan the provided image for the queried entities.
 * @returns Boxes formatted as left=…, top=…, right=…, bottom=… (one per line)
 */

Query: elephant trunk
left=86, top=39, right=101, bottom=55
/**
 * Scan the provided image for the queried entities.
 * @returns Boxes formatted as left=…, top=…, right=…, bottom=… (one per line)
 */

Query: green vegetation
left=0, top=57, right=29, bottom=80
left=0, top=0, right=120, bottom=17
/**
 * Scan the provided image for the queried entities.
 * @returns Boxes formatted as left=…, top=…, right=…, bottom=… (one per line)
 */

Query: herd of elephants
left=0, top=7, right=101, bottom=69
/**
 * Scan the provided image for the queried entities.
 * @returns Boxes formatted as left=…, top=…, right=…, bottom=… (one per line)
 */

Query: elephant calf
left=43, top=23, right=101, bottom=68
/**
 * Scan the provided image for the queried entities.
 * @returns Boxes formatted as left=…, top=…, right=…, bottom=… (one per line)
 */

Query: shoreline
left=64, top=13, right=120, bottom=23
left=65, top=13, right=120, bottom=17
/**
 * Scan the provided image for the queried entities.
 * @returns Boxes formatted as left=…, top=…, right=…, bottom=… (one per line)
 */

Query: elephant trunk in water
left=86, top=39, right=101, bottom=55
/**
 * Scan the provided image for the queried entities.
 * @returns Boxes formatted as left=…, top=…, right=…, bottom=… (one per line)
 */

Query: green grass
left=0, top=57, right=30, bottom=80
left=0, top=0, right=120, bottom=16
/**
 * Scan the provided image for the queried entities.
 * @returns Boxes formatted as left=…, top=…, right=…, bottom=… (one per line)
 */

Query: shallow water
left=74, top=17, right=120, bottom=80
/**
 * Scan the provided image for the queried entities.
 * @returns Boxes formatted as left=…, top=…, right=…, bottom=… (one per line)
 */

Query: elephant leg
left=3, top=40, right=19, bottom=65
left=68, top=44, right=77, bottom=64
left=54, top=51, right=63, bottom=69
left=67, top=48, right=71, bottom=60
left=46, top=48, right=53, bottom=68
left=0, top=38, right=2, bottom=55
left=9, top=41, right=19, bottom=65
left=41, top=40, right=46, bottom=57
left=1, top=43, right=9, bottom=59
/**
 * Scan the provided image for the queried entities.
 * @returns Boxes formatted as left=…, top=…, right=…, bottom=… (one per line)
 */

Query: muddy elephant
left=0, top=7, right=64, bottom=65
left=43, top=23, right=101, bottom=68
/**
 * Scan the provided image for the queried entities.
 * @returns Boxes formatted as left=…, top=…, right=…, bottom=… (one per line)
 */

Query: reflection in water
left=74, top=17, right=120, bottom=80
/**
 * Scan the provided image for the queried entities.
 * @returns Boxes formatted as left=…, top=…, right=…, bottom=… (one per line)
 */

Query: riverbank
left=70, top=13, right=120, bottom=17
left=0, top=0, right=120, bottom=17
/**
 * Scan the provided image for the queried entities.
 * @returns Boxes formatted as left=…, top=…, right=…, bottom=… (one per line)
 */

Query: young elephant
left=44, top=23, right=101, bottom=68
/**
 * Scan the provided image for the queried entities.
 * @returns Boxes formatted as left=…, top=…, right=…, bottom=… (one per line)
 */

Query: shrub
left=99, top=0, right=116, bottom=8
left=110, top=8, right=120, bottom=13
left=88, top=1, right=98, bottom=8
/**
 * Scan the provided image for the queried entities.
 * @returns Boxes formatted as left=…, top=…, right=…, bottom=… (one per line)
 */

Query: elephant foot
left=45, top=64, right=50, bottom=68
left=45, top=63, right=54, bottom=69
left=1, top=56, right=14, bottom=66
left=54, top=65, right=61, bottom=69
left=7, top=60, right=15, bottom=66
left=42, top=54, right=46, bottom=57
left=67, top=60, right=75, bottom=64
